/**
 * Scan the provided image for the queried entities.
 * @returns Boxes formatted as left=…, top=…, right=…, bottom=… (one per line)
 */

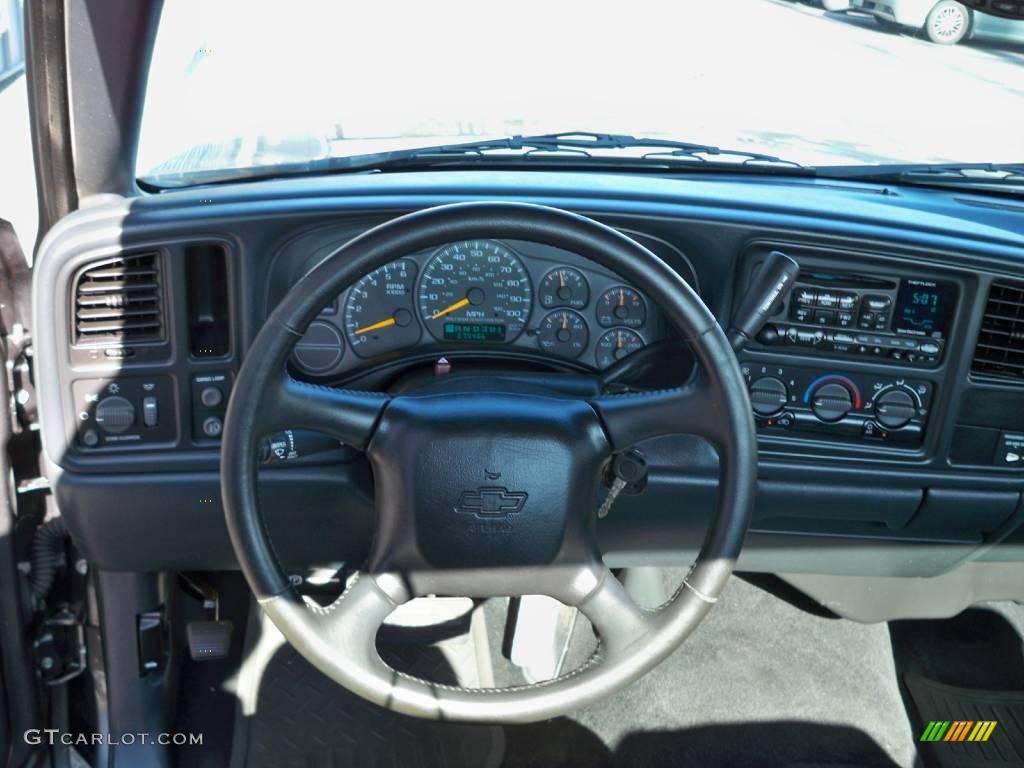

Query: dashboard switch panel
left=191, top=372, right=231, bottom=443
left=740, top=361, right=933, bottom=447
left=73, top=377, right=176, bottom=449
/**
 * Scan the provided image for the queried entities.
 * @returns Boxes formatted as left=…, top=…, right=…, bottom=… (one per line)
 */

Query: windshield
left=137, top=0, right=1024, bottom=185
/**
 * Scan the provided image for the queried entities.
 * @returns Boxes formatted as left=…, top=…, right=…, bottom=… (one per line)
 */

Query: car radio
left=752, top=272, right=958, bottom=368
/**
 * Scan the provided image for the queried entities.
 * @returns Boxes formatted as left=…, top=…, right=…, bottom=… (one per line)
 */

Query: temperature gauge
left=596, top=328, right=645, bottom=368
left=538, top=310, right=589, bottom=359
left=597, top=286, right=646, bottom=328
left=539, top=267, right=590, bottom=309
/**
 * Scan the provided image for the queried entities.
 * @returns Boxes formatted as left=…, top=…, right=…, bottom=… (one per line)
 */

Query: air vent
left=972, top=281, right=1024, bottom=382
left=73, top=253, right=163, bottom=345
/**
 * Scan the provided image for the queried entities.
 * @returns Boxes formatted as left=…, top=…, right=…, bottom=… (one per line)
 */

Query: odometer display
left=443, top=322, right=506, bottom=342
left=418, top=241, right=532, bottom=341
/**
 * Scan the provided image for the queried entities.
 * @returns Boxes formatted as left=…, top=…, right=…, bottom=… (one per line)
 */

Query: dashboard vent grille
left=972, top=281, right=1024, bottom=382
left=73, top=253, right=163, bottom=344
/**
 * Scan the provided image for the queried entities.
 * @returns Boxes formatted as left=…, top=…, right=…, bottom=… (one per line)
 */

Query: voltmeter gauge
left=597, top=286, right=646, bottom=328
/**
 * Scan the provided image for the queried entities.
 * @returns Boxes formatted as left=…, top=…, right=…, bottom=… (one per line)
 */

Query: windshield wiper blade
left=321, top=131, right=805, bottom=171
left=815, top=161, right=1024, bottom=185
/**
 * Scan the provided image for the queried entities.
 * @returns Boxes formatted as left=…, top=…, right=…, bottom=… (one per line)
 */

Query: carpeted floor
left=502, top=573, right=922, bottom=768
left=189, top=570, right=1024, bottom=767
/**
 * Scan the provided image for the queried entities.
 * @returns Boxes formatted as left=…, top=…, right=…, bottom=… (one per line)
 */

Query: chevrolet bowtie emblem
left=455, top=486, right=528, bottom=518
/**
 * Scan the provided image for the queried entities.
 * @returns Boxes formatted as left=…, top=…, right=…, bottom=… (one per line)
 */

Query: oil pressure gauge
left=538, top=310, right=589, bottom=359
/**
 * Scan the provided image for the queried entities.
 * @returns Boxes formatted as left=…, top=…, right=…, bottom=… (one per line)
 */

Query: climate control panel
left=740, top=361, right=933, bottom=447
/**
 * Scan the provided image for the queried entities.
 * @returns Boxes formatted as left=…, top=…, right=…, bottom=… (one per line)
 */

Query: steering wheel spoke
left=590, top=373, right=727, bottom=451
left=258, top=372, right=390, bottom=450
left=567, top=563, right=658, bottom=654
left=261, top=573, right=409, bottom=710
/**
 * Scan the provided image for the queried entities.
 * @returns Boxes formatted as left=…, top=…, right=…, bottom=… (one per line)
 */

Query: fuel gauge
left=539, top=267, right=589, bottom=309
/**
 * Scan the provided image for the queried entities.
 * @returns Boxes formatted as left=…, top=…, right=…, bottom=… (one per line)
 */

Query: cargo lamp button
left=200, top=386, right=223, bottom=408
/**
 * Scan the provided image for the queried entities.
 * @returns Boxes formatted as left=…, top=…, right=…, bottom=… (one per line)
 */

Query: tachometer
left=343, top=259, right=420, bottom=358
left=418, top=240, right=532, bottom=342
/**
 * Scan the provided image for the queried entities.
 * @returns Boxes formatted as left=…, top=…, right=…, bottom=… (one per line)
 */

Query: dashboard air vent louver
left=972, top=280, right=1024, bottom=382
left=73, top=253, right=163, bottom=345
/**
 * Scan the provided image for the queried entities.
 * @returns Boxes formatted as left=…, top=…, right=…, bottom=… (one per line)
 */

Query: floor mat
left=904, top=675, right=1024, bottom=768
left=228, top=607, right=504, bottom=768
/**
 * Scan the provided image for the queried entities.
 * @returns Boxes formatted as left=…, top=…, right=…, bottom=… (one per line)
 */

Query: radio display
left=892, top=279, right=957, bottom=337
left=443, top=322, right=506, bottom=342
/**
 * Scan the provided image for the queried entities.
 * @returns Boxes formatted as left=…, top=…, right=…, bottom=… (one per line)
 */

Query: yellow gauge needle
left=354, top=316, right=396, bottom=335
left=559, top=271, right=566, bottom=288
left=431, top=297, right=470, bottom=320
left=616, top=331, right=623, bottom=350
left=619, top=289, right=625, bottom=306
left=562, top=313, right=569, bottom=331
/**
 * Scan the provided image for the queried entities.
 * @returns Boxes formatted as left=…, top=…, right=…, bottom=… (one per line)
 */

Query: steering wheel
left=222, top=202, right=756, bottom=723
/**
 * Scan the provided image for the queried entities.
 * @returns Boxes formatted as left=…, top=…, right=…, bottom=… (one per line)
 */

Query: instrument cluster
left=289, top=238, right=666, bottom=377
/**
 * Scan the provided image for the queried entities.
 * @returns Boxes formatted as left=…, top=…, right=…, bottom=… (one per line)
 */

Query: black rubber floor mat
left=904, top=674, right=1024, bottom=768
left=230, top=616, right=503, bottom=768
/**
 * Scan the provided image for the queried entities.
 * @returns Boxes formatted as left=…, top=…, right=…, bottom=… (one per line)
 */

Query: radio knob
left=94, top=395, right=136, bottom=434
left=749, top=377, right=788, bottom=416
left=874, top=389, right=916, bottom=430
left=810, top=382, right=853, bottom=423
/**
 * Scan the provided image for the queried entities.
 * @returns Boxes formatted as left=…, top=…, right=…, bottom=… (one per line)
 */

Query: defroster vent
left=972, top=280, right=1024, bottom=382
left=73, top=253, right=163, bottom=345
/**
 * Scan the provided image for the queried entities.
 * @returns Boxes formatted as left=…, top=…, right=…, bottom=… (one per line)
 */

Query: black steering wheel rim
left=222, top=201, right=757, bottom=722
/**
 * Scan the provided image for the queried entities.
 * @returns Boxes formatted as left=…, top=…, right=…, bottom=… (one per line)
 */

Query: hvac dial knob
left=874, top=389, right=916, bottom=430
left=94, top=395, right=136, bottom=434
left=749, top=377, right=788, bottom=416
left=810, top=382, right=853, bottom=423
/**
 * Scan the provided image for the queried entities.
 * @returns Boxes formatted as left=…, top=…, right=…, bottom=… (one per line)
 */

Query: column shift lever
left=726, top=250, right=800, bottom=352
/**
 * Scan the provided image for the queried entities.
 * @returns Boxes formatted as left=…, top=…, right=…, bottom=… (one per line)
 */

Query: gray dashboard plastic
left=31, top=170, right=1024, bottom=582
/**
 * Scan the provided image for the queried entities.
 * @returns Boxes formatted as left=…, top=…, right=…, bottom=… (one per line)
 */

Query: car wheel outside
left=924, top=0, right=970, bottom=44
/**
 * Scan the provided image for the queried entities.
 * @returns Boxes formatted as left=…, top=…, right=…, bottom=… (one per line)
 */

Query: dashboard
left=286, top=237, right=675, bottom=380
left=31, top=169, right=1024, bottom=607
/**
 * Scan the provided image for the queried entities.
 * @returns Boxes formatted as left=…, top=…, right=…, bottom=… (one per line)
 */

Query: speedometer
left=418, top=240, right=532, bottom=342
